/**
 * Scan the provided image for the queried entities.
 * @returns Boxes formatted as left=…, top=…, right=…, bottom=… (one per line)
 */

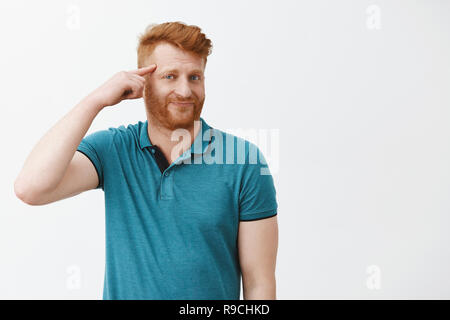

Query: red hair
left=137, top=21, right=213, bottom=68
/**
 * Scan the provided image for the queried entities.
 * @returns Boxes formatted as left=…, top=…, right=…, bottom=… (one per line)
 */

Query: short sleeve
left=76, top=129, right=114, bottom=190
left=239, top=143, right=278, bottom=221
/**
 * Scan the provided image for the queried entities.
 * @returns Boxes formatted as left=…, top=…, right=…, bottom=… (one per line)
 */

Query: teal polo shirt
left=76, top=117, right=278, bottom=300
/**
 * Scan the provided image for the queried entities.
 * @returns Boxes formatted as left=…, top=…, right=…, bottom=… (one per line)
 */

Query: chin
left=173, top=118, right=196, bottom=129
left=167, top=109, right=197, bottom=128
left=164, top=116, right=191, bottom=130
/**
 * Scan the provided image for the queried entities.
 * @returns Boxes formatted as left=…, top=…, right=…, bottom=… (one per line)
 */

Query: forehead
left=150, top=42, right=205, bottom=73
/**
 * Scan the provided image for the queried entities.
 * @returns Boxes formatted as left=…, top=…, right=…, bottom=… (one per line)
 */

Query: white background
left=1, top=0, right=449, bottom=299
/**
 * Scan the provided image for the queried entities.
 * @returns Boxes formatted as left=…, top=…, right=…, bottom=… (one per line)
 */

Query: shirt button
left=164, top=172, right=169, bottom=177
left=151, top=149, right=155, bottom=154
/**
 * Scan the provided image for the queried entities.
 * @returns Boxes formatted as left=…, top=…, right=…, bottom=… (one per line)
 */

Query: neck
left=146, top=114, right=201, bottom=164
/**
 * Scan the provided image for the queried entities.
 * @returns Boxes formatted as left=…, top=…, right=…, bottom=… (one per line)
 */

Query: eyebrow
left=159, top=68, right=204, bottom=75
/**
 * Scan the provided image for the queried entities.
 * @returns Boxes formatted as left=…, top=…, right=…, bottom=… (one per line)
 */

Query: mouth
left=170, top=102, right=194, bottom=107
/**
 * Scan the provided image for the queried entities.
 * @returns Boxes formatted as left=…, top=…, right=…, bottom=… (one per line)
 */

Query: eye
left=191, top=75, right=201, bottom=80
left=164, top=74, right=174, bottom=80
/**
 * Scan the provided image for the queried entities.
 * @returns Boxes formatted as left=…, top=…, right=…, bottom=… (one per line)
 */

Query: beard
left=144, top=85, right=204, bottom=131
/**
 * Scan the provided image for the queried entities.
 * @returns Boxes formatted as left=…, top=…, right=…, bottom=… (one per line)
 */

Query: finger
left=120, top=81, right=138, bottom=99
left=127, top=85, right=144, bottom=99
left=128, top=73, right=146, bottom=84
left=129, top=64, right=157, bottom=76
left=128, top=76, right=144, bottom=91
left=123, top=78, right=143, bottom=99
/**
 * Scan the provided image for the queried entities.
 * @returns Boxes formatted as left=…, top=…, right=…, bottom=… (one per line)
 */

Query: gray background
left=1, top=0, right=449, bottom=299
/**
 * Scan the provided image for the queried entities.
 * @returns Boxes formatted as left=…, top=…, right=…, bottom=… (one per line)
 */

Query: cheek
left=152, top=81, right=172, bottom=93
left=146, top=82, right=168, bottom=98
left=193, top=85, right=205, bottom=97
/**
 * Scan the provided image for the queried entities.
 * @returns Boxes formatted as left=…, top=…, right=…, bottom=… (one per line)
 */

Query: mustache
left=168, top=100, right=195, bottom=103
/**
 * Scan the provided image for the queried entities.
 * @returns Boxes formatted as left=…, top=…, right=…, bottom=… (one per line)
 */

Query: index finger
left=129, top=64, right=157, bottom=76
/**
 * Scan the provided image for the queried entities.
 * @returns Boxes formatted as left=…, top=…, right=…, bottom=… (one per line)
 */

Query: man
left=14, top=21, right=278, bottom=300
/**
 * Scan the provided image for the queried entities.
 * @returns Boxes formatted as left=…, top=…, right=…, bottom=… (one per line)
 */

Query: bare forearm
left=15, top=94, right=104, bottom=197
left=243, top=277, right=276, bottom=300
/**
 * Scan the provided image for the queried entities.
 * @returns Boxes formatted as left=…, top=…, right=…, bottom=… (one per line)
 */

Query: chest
left=106, top=152, right=242, bottom=234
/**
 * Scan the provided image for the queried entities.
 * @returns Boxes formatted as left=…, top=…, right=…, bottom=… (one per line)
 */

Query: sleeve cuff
left=76, top=148, right=102, bottom=190
left=239, top=208, right=278, bottom=221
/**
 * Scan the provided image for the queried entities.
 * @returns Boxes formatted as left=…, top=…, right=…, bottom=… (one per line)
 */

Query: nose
left=173, top=77, right=193, bottom=98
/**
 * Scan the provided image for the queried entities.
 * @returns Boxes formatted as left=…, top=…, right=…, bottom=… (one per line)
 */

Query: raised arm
left=14, top=64, right=157, bottom=205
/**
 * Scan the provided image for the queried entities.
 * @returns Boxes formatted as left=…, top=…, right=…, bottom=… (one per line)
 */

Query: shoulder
left=104, top=120, right=146, bottom=149
left=209, top=127, right=266, bottom=166
left=79, top=120, right=146, bottom=153
left=114, top=120, right=144, bottom=137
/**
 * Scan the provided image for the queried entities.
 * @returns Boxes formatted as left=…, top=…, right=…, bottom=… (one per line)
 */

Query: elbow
left=14, top=178, right=42, bottom=206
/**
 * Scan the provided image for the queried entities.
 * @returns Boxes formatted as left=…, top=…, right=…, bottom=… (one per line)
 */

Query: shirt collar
left=139, top=117, right=213, bottom=155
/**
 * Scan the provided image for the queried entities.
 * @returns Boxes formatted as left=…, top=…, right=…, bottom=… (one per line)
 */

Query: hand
left=88, top=64, right=157, bottom=108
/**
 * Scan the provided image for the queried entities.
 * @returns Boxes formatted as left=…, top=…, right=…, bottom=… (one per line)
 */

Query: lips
left=170, top=102, right=194, bottom=106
